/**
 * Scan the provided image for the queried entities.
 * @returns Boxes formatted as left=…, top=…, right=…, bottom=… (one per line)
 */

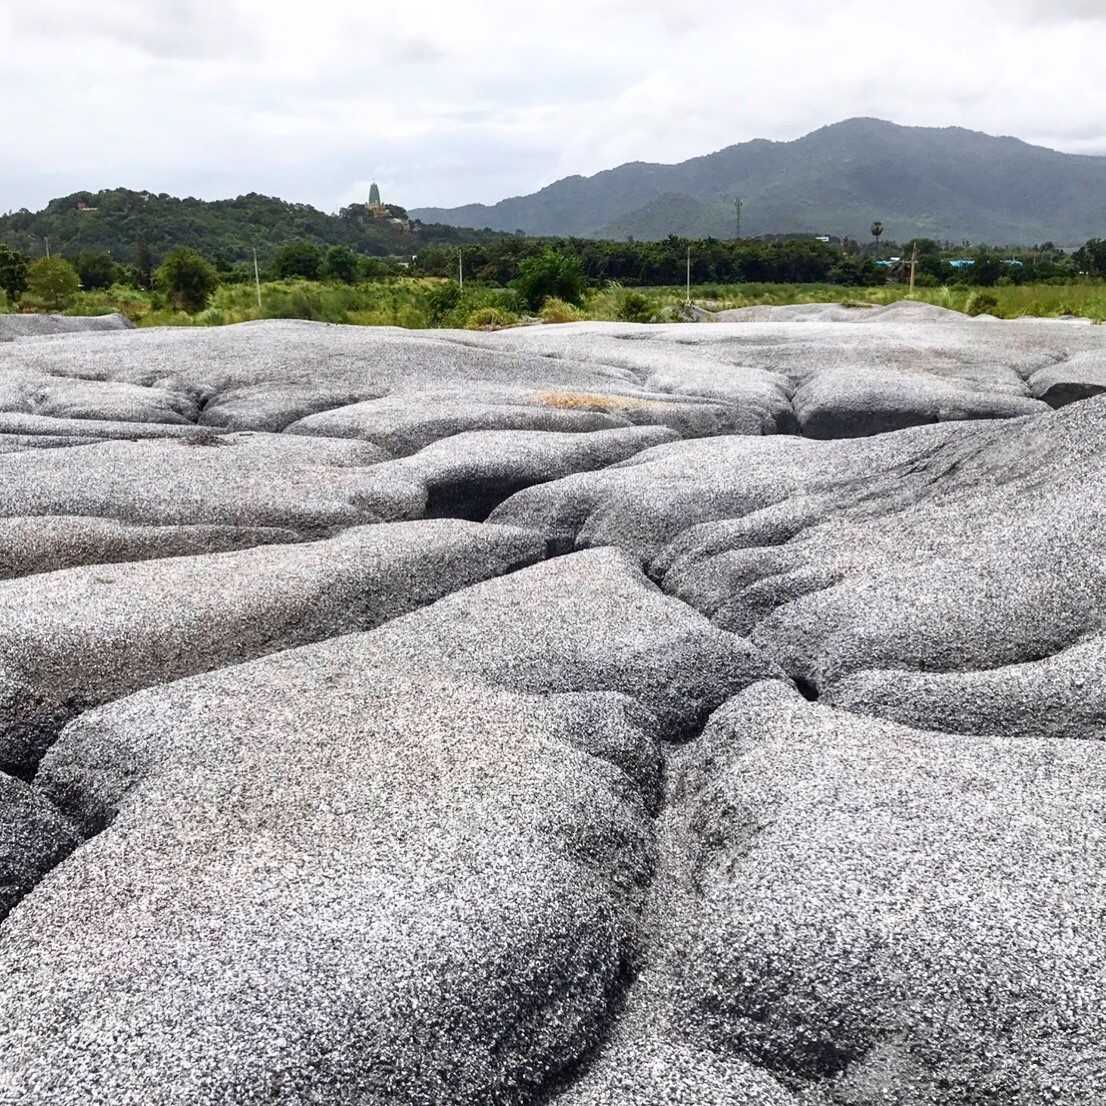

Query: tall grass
left=596, top=282, right=1106, bottom=322
left=54, top=278, right=1106, bottom=328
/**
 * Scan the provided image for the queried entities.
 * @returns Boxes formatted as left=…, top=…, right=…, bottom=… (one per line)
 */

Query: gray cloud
left=3, top=0, right=1105, bottom=216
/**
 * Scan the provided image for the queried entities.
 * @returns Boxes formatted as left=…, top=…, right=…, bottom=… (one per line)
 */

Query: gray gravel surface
left=0, top=411, right=236, bottom=441
left=0, top=366, right=200, bottom=424
left=1029, top=349, right=1106, bottom=407
left=0, top=313, right=133, bottom=341
left=0, top=431, right=420, bottom=541
left=790, top=364, right=1043, bottom=437
left=0, top=550, right=773, bottom=1105
left=444, top=324, right=797, bottom=434
left=0, top=320, right=674, bottom=435
left=466, top=306, right=1104, bottom=435
left=0, top=772, right=78, bottom=922
left=3, top=312, right=1100, bottom=442
left=491, top=422, right=975, bottom=561
left=396, top=425, right=678, bottom=519
left=2, top=313, right=1105, bottom=1104
left=0, top=515, right=299, bottom=579
left=286, top=382, right=744, bottom=455
left=646, top=679, right=1106, bottom=1105
left=657, top=396, right=1106, bottom=739
left=0, top=519, right=544, bottom=774
left=498, top=393, right=1106, bottom=744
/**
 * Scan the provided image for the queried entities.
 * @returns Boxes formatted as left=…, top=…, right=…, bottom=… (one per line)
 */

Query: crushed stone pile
left=0, top=315, right=1103, bottom=1104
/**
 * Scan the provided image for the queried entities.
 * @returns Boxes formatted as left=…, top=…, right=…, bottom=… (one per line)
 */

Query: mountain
left=412, top=119, right=1106, bottom=244
left=0, top=189, right=505, bottom=265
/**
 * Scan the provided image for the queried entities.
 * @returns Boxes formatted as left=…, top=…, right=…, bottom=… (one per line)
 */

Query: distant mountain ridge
left=411, top=119, right=1106, bottom=244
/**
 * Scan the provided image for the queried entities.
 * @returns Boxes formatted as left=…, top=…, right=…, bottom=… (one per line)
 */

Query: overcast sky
left=4, top=0, right=1106, bottom=215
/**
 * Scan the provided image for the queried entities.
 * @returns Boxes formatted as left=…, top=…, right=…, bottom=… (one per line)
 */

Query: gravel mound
left=0, top=366, right=199, bottom=424
left=475, top=313, right=1103, bottom=436
left=652, top=396, right=1106, bottom=740
left=2, top=314, right=1105, bottom=1104
left=398, top=425, right=677, bottom=519
left=446, top=323, right=797, bottom=434
left=0, top=312, right=133, bottom=341
left=649, top=680, right=1106, bottom=1104
left=0, top=320, right=680, bottom=435
left=710, top=302, right=887, bottom=323
left=0, top=411, right=235, bottom=441
left=496, top=394, right=1106, bottom=744
left=4, top=314, right=1100, bottom=443
left=491, top=422, right=974, bottom=561
left=791, top=364, right=1043, bottom=438
left=1029, top=349, right=1106, bottom=407
left=286, top=382, right=747, bottom=456
left=0, top=432, right=420, bottom=552
left=0, top=516, right=298, bottom=580
left=0, top=519, right=544, bottom=774
left=0, top=550, right=772, bottom=1104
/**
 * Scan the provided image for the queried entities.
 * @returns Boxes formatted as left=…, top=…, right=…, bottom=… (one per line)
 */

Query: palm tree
left=871, top=221, right=884, bottom=259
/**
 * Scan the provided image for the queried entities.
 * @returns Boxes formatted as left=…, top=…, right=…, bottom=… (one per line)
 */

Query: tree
left=323, top=244, right=359, bottom=284
left=74, top=250, right=118, bottom=291
left=133, top=239, right=153, bottom=290
left=25, top=256, right=80, bottom=310
left=1074, top=238, right=1106, bottom=277
left=273, top=241, right=322, bottom=281
left=870, top=221, right=884, bottom=256
left=827, top=253, right=882, bottom=287
left=513, top=249, right=587, bottom=310
left=971, top=249, right=1003, bottom=287
left=616, top=290, right=653, bottom=322
left=155, top=247, right=218, bottom=312
left=0, top=244, right=29, bottom=303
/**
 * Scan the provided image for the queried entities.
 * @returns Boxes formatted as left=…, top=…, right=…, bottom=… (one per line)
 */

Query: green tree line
left=3, top=232, right=1106, bottom=320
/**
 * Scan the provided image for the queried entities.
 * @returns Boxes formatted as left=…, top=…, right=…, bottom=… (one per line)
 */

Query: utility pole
left=735, top=197, right=743, bottom=240
left=908, top=241, right=919, bottom=295
left=44, top=236, right=50, bottom=258
left=253, top=247, right=262, bottom=310
left=458, top=249, right=463, bottom=290
left=686, top=245, right=691, bottom=306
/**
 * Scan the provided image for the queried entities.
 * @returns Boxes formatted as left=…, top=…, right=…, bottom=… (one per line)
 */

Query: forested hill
left=412, top=118, right=1106, bottom=244
left=0, top=190, right=505, bottom=265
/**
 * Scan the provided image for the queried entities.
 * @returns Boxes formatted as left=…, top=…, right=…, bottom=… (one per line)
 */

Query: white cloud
left=3, top=0, right=1105, bottom=215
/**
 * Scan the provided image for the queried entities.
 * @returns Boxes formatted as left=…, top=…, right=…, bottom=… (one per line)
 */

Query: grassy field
left=595, top=282, right=1106, bottom=322
left=7, top=277, right=1105, bottom=328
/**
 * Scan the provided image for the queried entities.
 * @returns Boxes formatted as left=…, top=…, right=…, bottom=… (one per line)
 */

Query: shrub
left=427, top=281, right=462, bottom=323
left=273, top=241, right=323, bottom=281
left=514, top=249, right=586, bottom=310
left=540, top=297, right=583, bottom=323
left=465, top=306, right=518, bottom=330
left=966, top=291, right=1000, bottom=317
left=323, top=245, right=359, bottom=284
left=74, top=250, right=119, bottom=291
left=268, top=286, right=324, bottom=322
left=0, top=244, right=30, bottom=303
left=615, top=290, right=653, bottom=323
left=155, top=248, right=219, bottom=313
left=64, top=284, right=152, bottom=322
left=25, top=256, right=80, bottom=311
